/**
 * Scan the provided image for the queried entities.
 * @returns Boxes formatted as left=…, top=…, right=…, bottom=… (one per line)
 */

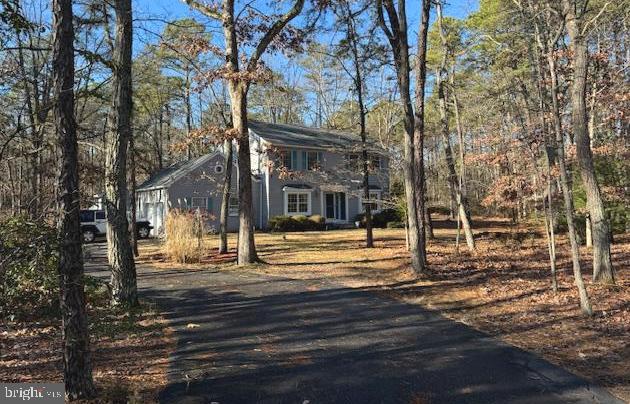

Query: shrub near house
left=355, top=209, right=404, bottom=228
left=268, top=215, right=326, bottom=232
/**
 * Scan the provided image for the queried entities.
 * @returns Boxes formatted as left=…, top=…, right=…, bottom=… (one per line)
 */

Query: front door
left=324, top=192, right=346, bottom=221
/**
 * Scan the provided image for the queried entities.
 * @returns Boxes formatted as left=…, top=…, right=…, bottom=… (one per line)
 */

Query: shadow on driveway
left=83, top=244, right=621, bottom=404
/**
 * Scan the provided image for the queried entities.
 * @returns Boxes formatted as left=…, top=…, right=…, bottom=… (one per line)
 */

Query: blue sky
left=135, top=0, right=480, bottom=17
left=131, top=0, right=480, bottom=125
left=133, top=0, right=480, bottom=47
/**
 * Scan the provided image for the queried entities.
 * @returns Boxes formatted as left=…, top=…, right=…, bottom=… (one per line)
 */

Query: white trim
left=283, top=190, right=312, bottom=216
left=282, top=186, right=314, bottom=192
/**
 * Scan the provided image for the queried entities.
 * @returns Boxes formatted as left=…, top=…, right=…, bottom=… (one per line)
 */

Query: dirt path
left=85, top=244, right=623, bottom=404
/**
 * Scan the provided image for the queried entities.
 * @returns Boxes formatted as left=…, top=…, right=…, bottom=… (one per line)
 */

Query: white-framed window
left=228, top=194, right=239, bottom=216
left=191, top=197, right=207, bottom=211
left=284, top=191, right=311, bottom=215
left=361, top=191, right=382, bottom=213
left=214, top=164, right=224, bottom=173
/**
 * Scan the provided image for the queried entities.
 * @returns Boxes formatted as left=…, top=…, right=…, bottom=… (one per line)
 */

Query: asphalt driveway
left=85, top=244, right=623, bottom=404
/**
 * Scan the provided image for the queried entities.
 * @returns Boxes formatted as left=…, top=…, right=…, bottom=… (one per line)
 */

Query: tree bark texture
left=376, top=0, right=429, bottom=275
left=547, top=46, right=592, bottom=316
left=106, top=0, right=138, bottom=306
left=412, top=0, right=432, bottom=266
left=129, top=134, right=138, bottom=257
left=343, top=1, right=373, bottom=248
left=435, top=2, right=474, bottom=252
left=230, top=86, right=258, bottom=264
left=452, top=90, right=475, bottom=251
left=219, top=139, right=233, bottom=254
left=52, top=0, right=96, bottom=397
left=562, top=0, right=615, bottom=284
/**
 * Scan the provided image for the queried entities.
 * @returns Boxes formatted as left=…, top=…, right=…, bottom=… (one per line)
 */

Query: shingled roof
left=248, top=121, right=383, bottom=151
left=137, top=152, right=220, bottom=191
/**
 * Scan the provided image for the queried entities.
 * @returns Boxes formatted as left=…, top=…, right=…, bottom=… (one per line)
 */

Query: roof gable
left=137, top=152, right=221, bottom=191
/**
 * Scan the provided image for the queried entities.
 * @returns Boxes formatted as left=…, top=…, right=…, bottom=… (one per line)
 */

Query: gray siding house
left=136, top=121, right=389, bottom=235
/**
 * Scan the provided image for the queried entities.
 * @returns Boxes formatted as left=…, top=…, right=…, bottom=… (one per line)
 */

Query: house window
left=307, top=151, right=321, bottom=170
left=214, top=164, right=224, bottom=173
left=228, top=195, right=239, bottom=216
left=362, top=191, right=382, bottom=213
left=285, top=192, right=311, bottom=215
left=280, top=149, right=298, bottom=170
left=369, top=154, right=382, bottom=170
left=191, top=197, right=207, bottom=211
left=345, top=153, right=359, bottom=171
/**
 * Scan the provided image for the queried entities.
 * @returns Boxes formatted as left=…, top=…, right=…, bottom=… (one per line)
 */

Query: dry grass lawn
left=139, top=217, right=629, bottom=401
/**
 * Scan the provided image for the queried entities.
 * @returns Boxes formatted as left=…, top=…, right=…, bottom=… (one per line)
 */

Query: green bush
left=0, top=216, right=59, bottom=319
left=0, top=216, right=106, bottom=320
left=386, top=221, right=405, bottom=228
left=268, top=215, right=326, bottom=232
left=607, top=205, right=629, bottom=234
left=355, top=208, right=404, bottom=228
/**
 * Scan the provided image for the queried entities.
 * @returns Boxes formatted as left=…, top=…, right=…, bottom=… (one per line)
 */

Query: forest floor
left=0, top=274, right=175, bottom=402
left=140, top=216, right=630, bottom=401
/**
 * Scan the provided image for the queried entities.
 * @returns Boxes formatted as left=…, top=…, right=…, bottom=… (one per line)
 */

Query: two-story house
left=136, top=121, right=389, bottom=235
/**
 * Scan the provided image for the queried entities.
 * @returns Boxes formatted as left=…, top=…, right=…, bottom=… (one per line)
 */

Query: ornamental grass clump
left=163, top=211, right=203, bottom=263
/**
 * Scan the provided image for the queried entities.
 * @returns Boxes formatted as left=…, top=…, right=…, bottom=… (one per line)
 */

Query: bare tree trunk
left=218, top=139, right=233, bottom=254
left=563, top=0, right=615, bottom=284
left=185, top=70, right=193, bottom=160
left=542, top=142, right=559, bottom=292
left=412, top=0, right=432, bottom=268
left=129, top=134, right=138, bottom=257
left=184, top=0, right=305, bottom=264
left=230, top=85, right=258, bottom=264
left=158, top=106, right=164, bottom=169
left=377, top=0, right=427, bottom=274
left=436, top=1, right=474, bottom=252
left=52, top=0, right=96, bottom=397
left=453, top=92, right=475, bottom=251
left=106, top=0, right=138, bottom=306
left=547, top=48, right=592, bottom=316
left=586, top=215, right=593, bottom=247
left=221, top=1, right=258, bottom=264
left=341, top=1, right=373, bottom=248
left=424, top=201, right=434, bottom=240
left=530, top=9, right=559, bottom=292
